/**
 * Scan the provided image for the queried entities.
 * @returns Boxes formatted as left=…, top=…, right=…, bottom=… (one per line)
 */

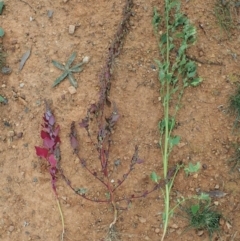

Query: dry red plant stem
left=59, top=2, right=162, bottom=233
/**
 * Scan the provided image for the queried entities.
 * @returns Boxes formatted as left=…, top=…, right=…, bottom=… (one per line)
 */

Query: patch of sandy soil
left=1, top=0, right=240, bottom=240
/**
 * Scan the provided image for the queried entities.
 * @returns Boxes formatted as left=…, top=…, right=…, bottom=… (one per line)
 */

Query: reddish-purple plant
left=35, top=101, right=64, bottom=241
left=59, top=0, right=163, bottom=238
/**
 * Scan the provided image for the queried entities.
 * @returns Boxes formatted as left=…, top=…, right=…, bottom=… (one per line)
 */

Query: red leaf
left=43, top=137, right=55, bottom=149
left=54, top=135, right=60, bottom=145
left=35, top=146, right=48, bottom=158
left=48, top=154, right=57, bottom=167
left=41, top=130, right=50, bottom=139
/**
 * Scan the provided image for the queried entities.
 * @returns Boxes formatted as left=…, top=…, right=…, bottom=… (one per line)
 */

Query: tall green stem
left=161, top=1, right=170, bottom=240
left=152, top=1, right=201, bottom=239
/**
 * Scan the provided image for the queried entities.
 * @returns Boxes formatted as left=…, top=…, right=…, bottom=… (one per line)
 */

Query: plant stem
left=109, top=201, right=118, bottom=229
left=162, top=1, right=170, bottom=240
left=56, top=197, right=65, bottom=241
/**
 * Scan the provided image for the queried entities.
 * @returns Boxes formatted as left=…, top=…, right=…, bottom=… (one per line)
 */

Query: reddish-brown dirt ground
left=1, top=0, right=240, bottom=240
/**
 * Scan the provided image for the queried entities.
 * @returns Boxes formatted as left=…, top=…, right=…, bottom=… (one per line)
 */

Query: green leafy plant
left=0, top=27, right=4, bottom=37
left=214, top=0, right=235, bottom=37
left=183, top=199, right=221, bottom=238
left=229, top=84, right=240, bottom=130
left=0, top=1, right=4, bottom=15
left=0, top=43, right=5, bottom=69
left=184, top=162, right=201, bottom=176
left=229, top=144, right=240, bottom=171
left=52, top=52, right=89, bottom=88
left=152, top=1, right=202, bottom=240
left=0, top=95, right=7, bottom=104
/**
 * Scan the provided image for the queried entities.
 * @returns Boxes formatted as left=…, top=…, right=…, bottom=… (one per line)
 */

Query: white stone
left=68, top=86, right=77, bottom=94
left=82, top=56, right=90, bottom=64
left=69, top=25, right=75, bottom=35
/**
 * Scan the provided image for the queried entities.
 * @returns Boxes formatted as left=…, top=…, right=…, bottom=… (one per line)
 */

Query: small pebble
left=193, top=173, right=198, bottom=179
left=82, top=56, right=90, bottom=64
left=219, top=218, right=225, bottom=226
left=171, top=223, right=178, bottom=229
left=68, top=86, right=77, bottom=94
left=214, top=184, right=219, bottom=189
left=10, top=38, right=17, bottom=45
left=1, top=66, right=12, bottom=75
left=139, top=217, right=146, bottom=223
left=47, top=10, right=54, bottom=18
left=17, top=132, right=23, bottom=138
left=32, top=177, right=38, bottom=182
left=155, top=228, right=160, bottom=234
left=69, top=25, right=75, bottom=34
left=8, top=226, right=14, bottom=232
left=114, top=159, right=121, bottom=166
left=7, top=130, right=15, bottom=137
left=19, top=83, right=25, bottom=88
left=226, top=222, right=232, bottom=230
left=1, top=84, right=6, bottom=88
left=197, top=230, right=204, bottom=236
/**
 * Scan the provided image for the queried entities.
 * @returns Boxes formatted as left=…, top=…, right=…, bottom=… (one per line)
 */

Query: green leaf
left=0, top=95, right=6, bottom=103
left=184, top=162, right=201, bottom=176
left=175, top=32, right=184, bottom=39
left=70, top=64, right=83, bottom=73
left=52, top=60, right=65, bottom=70
left=168, top=0, right=179, bottom=11
left=150, top=172, right=161, bottom=183
left=161, top=33, right=167, bottom=44
left=191, top=204, right=199, bottom=215
left=68, top=72, right=78, bottom=87
left=190, top=77, right=202, bottom=87
left=65, top=52, right=77, bottom=68
left=169, top=43, right=175, bottom=51
left=169, top=135, right=180, bottom=147
left=52, top=71, right=68, bottom=87
left=198, top=192, right=210, bottom=201
left=177, top=44, right=187, bottom=57
left=158, top=117, right=176, bottom=134
left=0, top=27, right=4, bottom=37
left=152, top=7, right=161, bottom=31
left=174, top=13, right=187, bottom=26
left=186, top=61, right=197, bottom=78
left=0, top=1, right=4, bottom=15
left=166, top=73, right=173, bottom=82
left=159, top=69, right=165, bottom=80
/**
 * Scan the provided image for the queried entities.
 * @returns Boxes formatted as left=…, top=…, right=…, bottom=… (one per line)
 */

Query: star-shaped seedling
left=52, top=52, right=89, bottom=88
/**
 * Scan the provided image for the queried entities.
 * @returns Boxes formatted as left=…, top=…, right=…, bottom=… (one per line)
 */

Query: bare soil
left=1, top=0, right=240, bottom=240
